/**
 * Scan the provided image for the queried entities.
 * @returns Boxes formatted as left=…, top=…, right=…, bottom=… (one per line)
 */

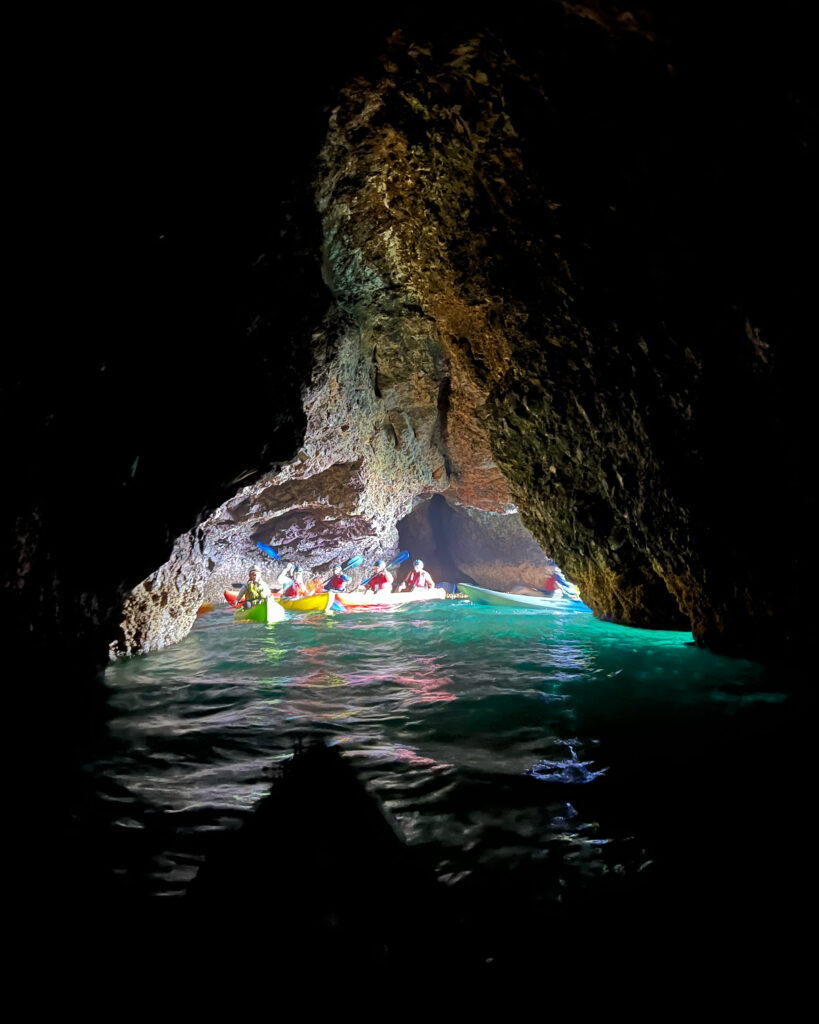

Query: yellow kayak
left=278, top=591, right=335, bottom=613
left=225, top=589, right=336, bottom=615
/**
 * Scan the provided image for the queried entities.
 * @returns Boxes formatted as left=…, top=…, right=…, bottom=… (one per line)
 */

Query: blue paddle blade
left=256, top=542, right=280, bottom=560
left=361, top=551, right=409, bottom=586
left=322, top=554, right=364, bottom=589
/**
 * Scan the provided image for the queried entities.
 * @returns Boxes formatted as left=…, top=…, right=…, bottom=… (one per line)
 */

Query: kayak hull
left=233, top=599, right=286, bottom=623
left=226, top=589, right=335, bottom=614
left=279, top=592, right=335, bottom=613
left=335, top=587, right=447, bottom=609
left=457, top=583, right=567, bottom=609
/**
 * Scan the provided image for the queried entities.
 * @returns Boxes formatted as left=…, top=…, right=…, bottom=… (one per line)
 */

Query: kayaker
left=326, top=563, right=351, bottom=592
left=540, top=559, right=558, bottom=597
left=236, top=567, right=272, bottom=609
left=364, top=559, right=393, bottom=593
left=399, top=559, right=435, bottom=591
left=275, top=561, right=296, bottom=593
left=283, top=569, right=309, bottom=599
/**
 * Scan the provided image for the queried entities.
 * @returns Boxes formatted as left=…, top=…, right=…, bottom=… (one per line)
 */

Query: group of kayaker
left=236, top=555, right=436, bottom=608
left=235, top=563, right=311, bottom=607
left=233, top=554, right=577, bottom=612
left=357, top=557, right=434, bottom=593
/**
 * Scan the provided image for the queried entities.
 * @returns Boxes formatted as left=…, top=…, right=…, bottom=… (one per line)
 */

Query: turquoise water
left=93, top=595, right=799, bottom=938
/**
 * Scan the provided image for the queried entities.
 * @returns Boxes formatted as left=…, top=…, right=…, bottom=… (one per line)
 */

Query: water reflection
left=95, top=598, right=784, bottom=918
left=527, top=737, right=608, bottom=783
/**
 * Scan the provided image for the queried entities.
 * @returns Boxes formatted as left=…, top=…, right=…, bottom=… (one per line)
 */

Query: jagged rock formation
left=310, top=16, right=810, bottom=659
left=112, top=306, right=546, bottom=654
left=6, top=4, right=814, bottom=675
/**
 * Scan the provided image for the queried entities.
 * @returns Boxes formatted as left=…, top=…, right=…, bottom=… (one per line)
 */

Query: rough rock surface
left=306, top=12, right=811, bottom=659
left=113, top=5, right=812, bottom=660
left=112, top=297, right=549, bottom=653
left=6, top=4, right=814, bottom=677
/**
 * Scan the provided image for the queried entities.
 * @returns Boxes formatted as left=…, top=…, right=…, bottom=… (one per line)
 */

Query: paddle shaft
left=361, top=550, right=409, bottom=587
left=321, top=555, right=363, bottom=590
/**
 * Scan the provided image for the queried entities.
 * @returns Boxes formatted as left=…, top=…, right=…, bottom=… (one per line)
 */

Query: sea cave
left=5, top=2, right=814, bottom=992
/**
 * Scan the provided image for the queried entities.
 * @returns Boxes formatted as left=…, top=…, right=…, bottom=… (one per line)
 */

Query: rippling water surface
left=92, top=595, right=799, bottom=931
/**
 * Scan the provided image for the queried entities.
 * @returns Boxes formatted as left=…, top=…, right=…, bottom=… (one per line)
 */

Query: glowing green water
left=91, top=594, right=801, bottom=940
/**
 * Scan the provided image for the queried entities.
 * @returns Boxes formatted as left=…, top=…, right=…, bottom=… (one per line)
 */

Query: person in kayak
left=275, top=562, right=296, bottom=594
left=364, top=559, right=393, bottom=593
left=539, top=559, right=558, bottom=597
left=326, top=563, right=351, bottom=592
left=283, top=569, right=309, bottom=599
left=236, top=567, right=272, bottom=609
left=399, top=559, right=435, bottom=591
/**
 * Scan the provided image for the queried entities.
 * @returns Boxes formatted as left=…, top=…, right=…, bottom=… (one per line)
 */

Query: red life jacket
left=405, top=569, right=432, bottom=589
left=368, top=571, right=390, bottom=591
left=542, top=576, right=557, bottom=594
left=284, top=582, right=305, bottom=598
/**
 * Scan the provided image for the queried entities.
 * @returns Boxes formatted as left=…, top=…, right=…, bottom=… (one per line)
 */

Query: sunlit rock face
left=113, top=295, right=543, bottom=653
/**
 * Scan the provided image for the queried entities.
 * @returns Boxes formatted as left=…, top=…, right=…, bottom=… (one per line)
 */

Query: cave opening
left=395, top=493, right=550, bottom=593
left=397, top=495, right=476, bottom=588
left=110, top=480, right=564, bottom=658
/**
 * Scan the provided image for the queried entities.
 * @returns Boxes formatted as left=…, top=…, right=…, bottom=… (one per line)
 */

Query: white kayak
left=336, top=587, right=448, bottom=609
left=457, top=583, right=576, bottom=609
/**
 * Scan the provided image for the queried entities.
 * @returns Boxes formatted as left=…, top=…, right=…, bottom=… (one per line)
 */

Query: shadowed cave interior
left=6, top=2, right=815, bottom=984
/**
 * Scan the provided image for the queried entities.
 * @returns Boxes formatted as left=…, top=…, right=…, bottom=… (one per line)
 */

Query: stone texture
left=304, top=13, right=809, bottom=659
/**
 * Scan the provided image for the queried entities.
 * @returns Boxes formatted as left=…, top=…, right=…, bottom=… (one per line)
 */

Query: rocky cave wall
left=310, top=11, right=811, bottom=659
left=5, top=4, right=814, bottom=679
left=314, top=6, right=812, bottom=660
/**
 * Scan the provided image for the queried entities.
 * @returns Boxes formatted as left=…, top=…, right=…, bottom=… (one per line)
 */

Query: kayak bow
left=233, top=599, right=286, bottom=623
